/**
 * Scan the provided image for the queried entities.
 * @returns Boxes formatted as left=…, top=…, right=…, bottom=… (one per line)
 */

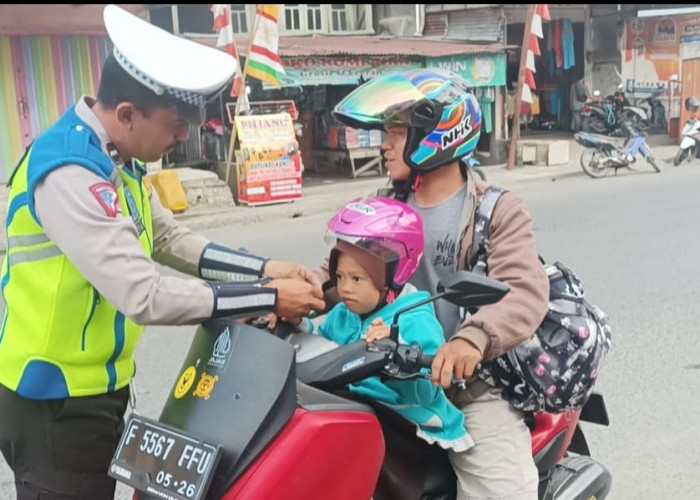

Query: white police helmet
left=103, top=4, right=237, bottom=124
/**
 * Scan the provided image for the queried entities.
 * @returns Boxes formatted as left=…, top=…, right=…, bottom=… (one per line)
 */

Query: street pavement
left=171, top=134, right=681, bottom=233
left=1, top=134, right=698, bottom=499
left=0, top=134, right=681, bottom=255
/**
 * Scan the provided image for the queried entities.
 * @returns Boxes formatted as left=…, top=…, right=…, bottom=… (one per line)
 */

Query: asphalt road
left=1, top=163, right=699, bottom=499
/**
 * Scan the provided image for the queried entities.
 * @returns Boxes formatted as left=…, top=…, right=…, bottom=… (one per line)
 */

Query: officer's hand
left=266, top=313, right=302, bottom=331
left=264, top=279, right=325, bottom=319
left=263, top=260, right=323, bottom=289
left=431, top=338, right=483, bottom=389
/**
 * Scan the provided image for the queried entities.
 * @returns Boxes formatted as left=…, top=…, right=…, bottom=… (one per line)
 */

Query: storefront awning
left=257, top=36, right=508, bottom=58
left=194, top=34, right=510, bottom=58
left=191, top=35, right=512, bottom=88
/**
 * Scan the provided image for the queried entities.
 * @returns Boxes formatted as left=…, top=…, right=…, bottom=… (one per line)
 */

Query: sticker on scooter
left=174, top=366, right=197, bottom=399
left=342, top=356, right=366, bottom=372
left=207, top=327, right=234, bottom=372
left=193, top=372, right=219, bottom=400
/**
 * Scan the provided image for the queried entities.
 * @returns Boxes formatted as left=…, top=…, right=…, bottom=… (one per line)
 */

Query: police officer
left=0, top=5, right=324, bottom=499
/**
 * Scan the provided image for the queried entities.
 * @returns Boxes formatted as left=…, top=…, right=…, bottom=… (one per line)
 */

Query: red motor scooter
left=111, top=271, right=611, bottom=500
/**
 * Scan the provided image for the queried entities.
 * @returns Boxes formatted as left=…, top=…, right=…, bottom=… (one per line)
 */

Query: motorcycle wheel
left=471, top=167, right=487, bottom=182
left=580, top=149, right=609, bottom=179
left=673, top=148, right=689, bottom=167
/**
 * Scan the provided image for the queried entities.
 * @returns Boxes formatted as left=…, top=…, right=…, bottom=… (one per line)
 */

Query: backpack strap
left=468, top=186, right=508, bottom=275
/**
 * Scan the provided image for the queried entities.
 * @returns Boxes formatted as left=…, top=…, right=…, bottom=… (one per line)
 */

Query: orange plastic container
left=150, top=170, right=188, bottom=214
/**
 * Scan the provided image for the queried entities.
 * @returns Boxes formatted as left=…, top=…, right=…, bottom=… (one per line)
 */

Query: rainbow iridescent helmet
left=325, top=197, right=425, bottom=290
left=332, top=68, right=482, bottom=173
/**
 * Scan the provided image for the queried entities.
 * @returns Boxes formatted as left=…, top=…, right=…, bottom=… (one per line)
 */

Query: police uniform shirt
left=33, top=96, right=215, bottom=325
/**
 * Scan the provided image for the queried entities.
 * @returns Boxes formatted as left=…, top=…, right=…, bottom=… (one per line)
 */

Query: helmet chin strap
left=411, top=172, right=424, bottom=192
left=359, top=286, right=397, bottom=321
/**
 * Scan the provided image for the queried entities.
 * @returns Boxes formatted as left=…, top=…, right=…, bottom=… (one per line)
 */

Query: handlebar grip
left=419, top=353, right=435, bottom=369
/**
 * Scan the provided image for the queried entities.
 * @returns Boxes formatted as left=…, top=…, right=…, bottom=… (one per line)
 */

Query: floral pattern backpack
left=470, top=186, right=612, bottom=414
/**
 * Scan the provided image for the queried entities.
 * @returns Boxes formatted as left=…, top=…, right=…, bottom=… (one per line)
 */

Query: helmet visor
left=333, top=73, right=436, bottom=129
left=324, top=230, right=406, bottom=267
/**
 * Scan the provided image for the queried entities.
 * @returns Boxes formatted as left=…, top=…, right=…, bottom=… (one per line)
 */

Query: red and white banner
left=522, top=4, right=550, bottom=103
left=210, top=4, right=244, bottom=98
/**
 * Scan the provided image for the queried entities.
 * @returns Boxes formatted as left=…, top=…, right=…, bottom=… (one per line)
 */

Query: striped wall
left=0, top=35, right=111, bottom=181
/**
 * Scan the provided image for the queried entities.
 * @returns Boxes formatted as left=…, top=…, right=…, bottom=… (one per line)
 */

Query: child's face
left=335, top=253, right=382, bottom=315
left=382, top=125, right=412, bottom=182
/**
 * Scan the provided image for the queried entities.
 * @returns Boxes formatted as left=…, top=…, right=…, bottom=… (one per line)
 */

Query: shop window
left=307, top=4, right=322, bottom=32
left=284, top=4, right=302, bottom=32
left=177, top=5, right=215, bottom=34
left=279, top=4, right=371, bottom=35
left=230, top=4, right=248, bottom=34
left=331, top=4, right=348, bottom=31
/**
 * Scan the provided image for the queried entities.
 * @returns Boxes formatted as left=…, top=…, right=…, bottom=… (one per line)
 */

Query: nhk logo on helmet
left=441, top=114, right=472, bottom=150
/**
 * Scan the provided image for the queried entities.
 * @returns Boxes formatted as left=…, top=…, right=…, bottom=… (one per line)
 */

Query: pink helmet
left=326, top=197, right=424, bottom=290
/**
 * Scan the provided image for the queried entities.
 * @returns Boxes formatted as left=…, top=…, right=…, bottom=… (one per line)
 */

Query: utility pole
left=507, top=4, right=537, bottom=171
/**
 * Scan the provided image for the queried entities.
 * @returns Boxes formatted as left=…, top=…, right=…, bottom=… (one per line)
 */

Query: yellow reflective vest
left=0, top=107, right=153, bottom=399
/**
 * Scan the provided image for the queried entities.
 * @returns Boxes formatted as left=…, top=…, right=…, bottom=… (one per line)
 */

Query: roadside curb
left=171, top=167, right=584, bottom=232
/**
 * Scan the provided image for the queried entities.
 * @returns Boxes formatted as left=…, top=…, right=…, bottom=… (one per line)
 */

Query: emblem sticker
left=174, top=366, right=197, bottom=399
left=193, top=372, right=219, bottom=400
left=207, top=327, right=233, bottom=372
left=89, top=183, right=122, bottom=218
left=106, top=142, right=125, bottom=166
left=346, top=202, right=375, bottom=216
left=441, top=114, right=472, bottom=150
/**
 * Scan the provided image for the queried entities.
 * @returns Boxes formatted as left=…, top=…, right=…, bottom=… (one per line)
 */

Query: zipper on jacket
left=81, top=288, right=99, bottom=351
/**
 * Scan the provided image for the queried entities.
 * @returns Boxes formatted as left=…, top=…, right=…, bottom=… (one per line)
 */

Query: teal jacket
left=318, top=287, right=474, bottom=452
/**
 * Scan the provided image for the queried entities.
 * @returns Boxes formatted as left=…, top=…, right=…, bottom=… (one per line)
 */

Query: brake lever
left=380, top=365, right=470, bottom=389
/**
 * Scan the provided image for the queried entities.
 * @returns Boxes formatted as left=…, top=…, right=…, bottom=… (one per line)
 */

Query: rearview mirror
left=436, top=271, right=510, bottom=308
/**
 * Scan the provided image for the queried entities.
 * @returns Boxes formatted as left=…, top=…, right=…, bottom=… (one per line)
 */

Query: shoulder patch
left=89, top=182, right=122, bottom=218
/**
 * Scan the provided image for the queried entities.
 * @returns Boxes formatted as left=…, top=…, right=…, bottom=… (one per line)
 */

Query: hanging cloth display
left=547, top=21, right=555, bottom=75
left=562, top=19, right=575, bottom=70
left=553, top=19, right=564, bottom=68
left=475, top=87, right=495, bottom=134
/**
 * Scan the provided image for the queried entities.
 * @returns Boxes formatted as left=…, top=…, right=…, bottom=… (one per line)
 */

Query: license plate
left=109, top=414, right=221, bottom=500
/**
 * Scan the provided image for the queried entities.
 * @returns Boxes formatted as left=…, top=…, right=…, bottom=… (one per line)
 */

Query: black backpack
left=470, top=186, right=612, bottom=414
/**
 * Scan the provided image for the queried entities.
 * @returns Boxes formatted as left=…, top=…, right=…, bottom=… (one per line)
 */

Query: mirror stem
left=390, top=292, right=445, bottom=342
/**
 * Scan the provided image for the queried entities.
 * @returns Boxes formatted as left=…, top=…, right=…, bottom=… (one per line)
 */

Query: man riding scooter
left=674, top=96, right=700, bottom=166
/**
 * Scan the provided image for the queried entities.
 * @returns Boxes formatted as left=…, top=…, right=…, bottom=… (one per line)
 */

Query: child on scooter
left=296, top=197, right=474, bottom=452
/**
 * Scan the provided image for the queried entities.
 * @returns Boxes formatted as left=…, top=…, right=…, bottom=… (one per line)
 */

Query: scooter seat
left=297, top=380, right=376, bottom=414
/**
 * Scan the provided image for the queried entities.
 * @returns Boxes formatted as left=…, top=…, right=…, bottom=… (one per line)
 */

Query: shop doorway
left=506, top=20, right=585, bottom=136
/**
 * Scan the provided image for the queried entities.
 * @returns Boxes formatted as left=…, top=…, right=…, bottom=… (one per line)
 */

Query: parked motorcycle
left=110, top=272, right=611, bottom=500
left=581, top=91, right=622, bottom=136
left=637, top=87, right=668, bottom=134
left=674, top=97, right=700, bottom=166
left=574, top=122, right=662, bottom=178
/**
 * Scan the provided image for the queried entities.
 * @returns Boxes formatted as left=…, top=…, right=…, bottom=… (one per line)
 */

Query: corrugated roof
left=194, top=35, right=509, bottom=58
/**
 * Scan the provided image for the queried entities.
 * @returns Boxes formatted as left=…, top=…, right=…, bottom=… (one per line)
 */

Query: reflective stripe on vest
left=0, top=145, right=154, bottom=400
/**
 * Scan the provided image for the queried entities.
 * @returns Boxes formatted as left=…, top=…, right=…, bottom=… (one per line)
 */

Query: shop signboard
left=234, top=113, right=302, bottom=206
left=266, top=55, right=422, bottom=87
left=426, top=53, right=506, bottom=87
